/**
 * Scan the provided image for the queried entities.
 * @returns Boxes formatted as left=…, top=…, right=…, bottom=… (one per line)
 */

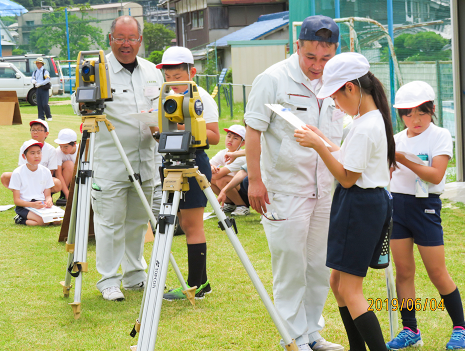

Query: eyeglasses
left=261, top=209, right=287, bottom=222
left=30, top=129, right=46, bottom=132
left=112, top=37, right=141, bottom=45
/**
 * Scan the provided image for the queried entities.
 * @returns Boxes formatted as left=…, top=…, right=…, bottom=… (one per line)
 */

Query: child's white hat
left=20, top=139, right=43, bottom=154
left=156, top=46, right=194, bottom=69
left=224, top=125, right=246, bottom=140
left=317, top=52, right=370, bottom=99
left=55, top=128, right=77, bottom=144
left=393, top=81, right=435, bottom=109
left=29, top=119, right=49, bottom=132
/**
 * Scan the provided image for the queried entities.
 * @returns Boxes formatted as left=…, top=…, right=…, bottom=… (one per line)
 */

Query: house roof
left=211, top=11, right=289, bottom=48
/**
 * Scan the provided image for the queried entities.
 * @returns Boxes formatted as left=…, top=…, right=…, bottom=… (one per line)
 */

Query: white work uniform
left=244, top=53, right=343, bottom=346
left=87, top=53, right=164, bottom=291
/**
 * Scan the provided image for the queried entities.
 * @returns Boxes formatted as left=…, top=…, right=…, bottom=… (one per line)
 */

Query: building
left=1, top=19, right=17, bottom=56
left=17, top=2, right=145, bottom=57
left=145, top=7, right=176, bottom=31
left=159, top=0, right=287, bottom=49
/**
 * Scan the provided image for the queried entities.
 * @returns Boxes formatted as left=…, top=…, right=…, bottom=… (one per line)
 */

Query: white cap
left=55, top=128, right=77, bottom=144
left=29, top=119, right=49, bottom=132
left=20, top=139, right=43, bottom=154
left=224, top=125, right=246, bottom=140
left=156, top=46, right=194, bottom=69
left=317, top=52, right=370, bottom=99
left=393, top=81, right=435, bottom=109
left=33, top=57, right=45, bottom=64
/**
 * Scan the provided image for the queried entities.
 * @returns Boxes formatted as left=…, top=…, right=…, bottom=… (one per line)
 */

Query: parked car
left=0, top=62, right=47, bottom=105
left=61, top=64, right=76, bottom=94
left=0, top=54, right=64, bottom=96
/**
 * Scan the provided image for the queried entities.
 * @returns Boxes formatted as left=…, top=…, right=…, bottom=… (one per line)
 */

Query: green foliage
left=224, top=68, right=232, bottom=83
left=27, top=10, right=107, bottom=60
left=202, top=48, right=217, bottom=75
left=1, top=16, right=16, bottom=26
left=381, top=31, right=451, bottom=62
left=12, top=48, right=27, bottom=55
left=147, top=49, right=165, bottom=65
left=143, top=22, right=175, bottom=53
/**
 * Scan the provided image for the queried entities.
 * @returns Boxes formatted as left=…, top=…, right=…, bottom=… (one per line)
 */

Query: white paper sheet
left=265, top=104, right=331, bottom=147
left=26, top=205, right=65, bottom=223
left=203, top=212, right=216, bottom=220
left=397, top=151, right=427, bottom=166
left=0, top=205, right=14, bottom=212
left=129, top=112, right=159, bottom=127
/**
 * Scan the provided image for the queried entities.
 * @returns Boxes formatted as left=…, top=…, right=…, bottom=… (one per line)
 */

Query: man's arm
left=245, top=126, right=268, bottom=214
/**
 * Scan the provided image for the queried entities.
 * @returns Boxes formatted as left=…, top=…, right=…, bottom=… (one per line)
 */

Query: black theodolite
left=129, top=81, right=299, bottom=351
left=59, top=50, right=187, bottom=319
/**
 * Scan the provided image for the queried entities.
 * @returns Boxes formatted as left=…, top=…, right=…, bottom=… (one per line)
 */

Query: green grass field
left=0, top=103, right=464, bottom=350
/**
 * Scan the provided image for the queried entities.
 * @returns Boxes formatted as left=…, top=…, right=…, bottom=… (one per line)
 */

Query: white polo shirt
left=56, top=144, right=79, bottom=166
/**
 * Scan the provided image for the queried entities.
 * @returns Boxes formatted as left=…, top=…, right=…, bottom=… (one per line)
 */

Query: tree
left=147, top=50, right=165, bottom=66
left=143, top=22, right=175, bottom=53
left=28, top=10, right=107, bottom=60
left=381, top=31, right=451, bottom=62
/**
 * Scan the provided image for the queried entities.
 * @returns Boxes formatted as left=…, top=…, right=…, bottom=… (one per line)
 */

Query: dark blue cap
left=298, top=15, right=339, bottom=43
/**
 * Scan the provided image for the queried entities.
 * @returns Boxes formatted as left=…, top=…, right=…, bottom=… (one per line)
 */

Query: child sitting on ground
left=210, top=125, right=247, bottom=213
left=1, top=119, right=61, bottom=194
left=9, top=140, right=55, bottom=226
left=54, top=128, right=79, bottom=206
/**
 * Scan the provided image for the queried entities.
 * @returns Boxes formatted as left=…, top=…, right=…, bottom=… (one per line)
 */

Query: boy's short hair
left=21, top=139, right=43, bottom=155
left=161, top=63, right=190, bottom=72
left=156, top=46, right=194, bottom=70
left=29, top=119, right=49, bottom=132
left=224, top=125, right=246, bottom=140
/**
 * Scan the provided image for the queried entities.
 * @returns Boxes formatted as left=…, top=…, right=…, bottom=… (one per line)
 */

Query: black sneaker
left=56, top=197, right=67, bottom=206
left=195, top=280, right=212, bottom=299
left=14, top=214, right=25, bottom=225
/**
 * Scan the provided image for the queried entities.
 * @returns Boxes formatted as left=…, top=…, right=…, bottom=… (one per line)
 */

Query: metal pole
left=242, top=84, right=246, bottom=113
left=217, top=74, right=221, bottom=118
left=229, top=83, right=233, bottom=119
left=387, top=0, right=397, bottom=131
left=436, top=61, right=443, bottom=127
left=310, top=0, right=315, bottom=16
left=335, top=0, right=341, bottom=55
left=65, top=9, right=72, bottom=94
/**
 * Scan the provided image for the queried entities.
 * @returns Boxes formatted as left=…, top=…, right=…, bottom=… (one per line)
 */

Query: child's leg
left=62, top=160, right=75, bottom=198
left=418, top=245, right=465, bottom=328
left=26, top=211, right=45, bottom=226
left=338, top=271, right=386, bottom=351
left=216, top=176, right=246, bottom=206
left=51, top=177, right=62, bottom=194
left=391, top=238, right=418, bottom=332
left=1, top=172, right=12, bottom=189
left=331, top=270, right=367, bottom=351
left=178, top=207, right=208, bottom=289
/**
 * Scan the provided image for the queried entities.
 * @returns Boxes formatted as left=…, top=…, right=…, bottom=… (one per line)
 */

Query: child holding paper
left=9, top=140, right=55, bottom=226
left=386, top=81, right=465, bottom=350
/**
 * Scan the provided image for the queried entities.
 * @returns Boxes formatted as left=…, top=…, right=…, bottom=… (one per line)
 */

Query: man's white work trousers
left=92, top=177, right=154, bottom=292
left=262, top=192, right=331, bottom=347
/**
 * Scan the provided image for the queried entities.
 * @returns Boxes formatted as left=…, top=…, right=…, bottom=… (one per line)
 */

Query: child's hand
left=294, top=126, right=324, bottom=149
left=31, top=201, right=45, bottom=209
left=217, top=190, right=226, bottom=206
left=305, top=124, right=325, bottom=138
left=45, top=198, right=53, bottom=208
left=395, top=152, right=408, bottom=166
left=211, top=165, right=219, bottom=174
left=224, top=152, right=237, bottom=164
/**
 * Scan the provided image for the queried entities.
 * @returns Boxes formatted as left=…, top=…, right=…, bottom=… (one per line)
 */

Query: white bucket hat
left=317, top=52, right=370, bottom=99
left=156, top=46, right=194, bottom=69
left=393, top=81, right=435, bottom=109
left=55, top=128, right=77, bottom=144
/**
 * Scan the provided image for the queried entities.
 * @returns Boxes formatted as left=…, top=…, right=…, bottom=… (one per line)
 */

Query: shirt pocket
left=281, top=95, right=317, bottom=129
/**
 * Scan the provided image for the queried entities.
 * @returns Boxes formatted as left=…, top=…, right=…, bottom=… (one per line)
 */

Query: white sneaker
left=46, top=116, right=52, bottom=121
left=102, top=286, right=125, bottom=301
left=310, top=338, right=344, bottom=351
left=124, top=281, right=145, bottom=291
left=222, top=203, right=236, bottom=212
left=231, top=206, right=250, bottom=216
left=298, top=344, right=312, bottom=351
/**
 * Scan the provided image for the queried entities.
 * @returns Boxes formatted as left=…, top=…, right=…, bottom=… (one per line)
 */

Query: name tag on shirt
left=425, top=209, right=435, bottom=214
left=144, top=85, right=160, bottom=98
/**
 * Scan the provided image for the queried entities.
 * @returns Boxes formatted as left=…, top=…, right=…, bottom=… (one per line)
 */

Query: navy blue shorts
left=238, top=176, right=250, bottom=208
left=391, top=193, right=443, bottom=246
left=327, top=185, right=392, bottom=277
left=178, top=150, right=212, bottom=210
left=15, top=206, right=30, bottom=219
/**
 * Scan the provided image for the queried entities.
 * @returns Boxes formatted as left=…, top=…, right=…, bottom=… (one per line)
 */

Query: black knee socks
left=339, top=306, right=367, bottom=351
left=353, top=311, right=387, bottom=351
left=187, top=243, right=207, bottom=288
left=441, top=287, right=465, bottom=328
left=400, top=303, right=418, bottom=333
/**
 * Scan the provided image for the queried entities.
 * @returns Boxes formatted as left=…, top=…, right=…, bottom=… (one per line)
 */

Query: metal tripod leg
left=134, top=190, right=193, bottom=351
left=69, top=132, right=95, bottom=319
left=385, top=263, right=398, bottom=340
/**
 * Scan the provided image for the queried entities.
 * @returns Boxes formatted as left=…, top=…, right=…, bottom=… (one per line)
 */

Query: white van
left=0, top=62, right=47, bottom=105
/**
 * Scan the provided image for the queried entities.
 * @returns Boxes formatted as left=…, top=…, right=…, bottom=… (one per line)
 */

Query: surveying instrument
left=129, top=81, right=299, bottom=351
left=59, top=50, right=187, bottom=319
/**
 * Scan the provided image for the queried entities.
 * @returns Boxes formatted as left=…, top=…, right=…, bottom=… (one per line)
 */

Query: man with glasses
left=244, top=16, right=344, bottom=351
left=73, top=16, right=164, bottom=301
left=1, top=119, right=61, bottom=194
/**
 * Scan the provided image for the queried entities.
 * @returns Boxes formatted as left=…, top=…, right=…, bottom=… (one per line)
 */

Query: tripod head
left=156, top=81, right=208, bottom=168
left=75, top=50, right=112, bottom=116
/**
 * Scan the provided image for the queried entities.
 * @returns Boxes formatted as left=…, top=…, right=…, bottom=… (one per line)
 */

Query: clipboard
left=26, top=205, right=65, bottom=223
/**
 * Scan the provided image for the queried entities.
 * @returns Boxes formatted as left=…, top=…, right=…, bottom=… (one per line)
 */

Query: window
left=192, top=10, right=204, bottom=29
left=26, top=21, right=34, bottom=27
left=0, top=68, right=17, bottom=79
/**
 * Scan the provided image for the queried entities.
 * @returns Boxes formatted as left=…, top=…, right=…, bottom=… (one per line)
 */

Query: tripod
left=130, top=151, right=299, bottom=351
left=59, top=114, right=189, bottom=319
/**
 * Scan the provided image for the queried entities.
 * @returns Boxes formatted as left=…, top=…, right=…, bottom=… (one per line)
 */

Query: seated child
left=217, top=163, right=250, bottom=216
left=210, top=124, right=247, bottom=212
left=9, top=140, right=55, bottom=226
left=1, top=119, right=61, bottom=194
left=54, top=128, right=79, bottom=206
